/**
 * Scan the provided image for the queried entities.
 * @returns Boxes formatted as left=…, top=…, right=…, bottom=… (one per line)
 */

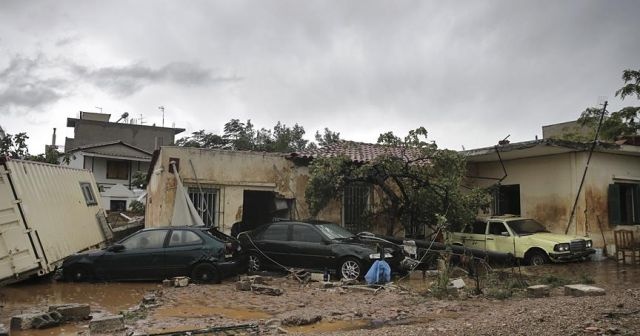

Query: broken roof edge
left=461, top=138, right=631, bottom=160
left=159, top=145, right=292, bottom=158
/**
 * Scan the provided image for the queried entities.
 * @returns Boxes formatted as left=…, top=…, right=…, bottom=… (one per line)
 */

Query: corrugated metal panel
left=4, top=160, right=107, bottom=270
left=0, top=168, right=41, bottom=280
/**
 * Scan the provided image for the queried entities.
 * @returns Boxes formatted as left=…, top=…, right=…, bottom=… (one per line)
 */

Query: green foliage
left=575, top=68, right=640, bottom=141
left=176, top=119, right=335, bottom=153
left=315, top=128, right=341, bottom=147
left=305, top=128, right=491, bottom=235
left=132, top=171, right=148, bottom=189
left=0, top=132, right=30, bottom=159
left=129, top=200, right=145, bottom=214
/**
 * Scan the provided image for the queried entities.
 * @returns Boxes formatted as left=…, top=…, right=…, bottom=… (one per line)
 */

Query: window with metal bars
left=187, top=187, right=217, bottom=227
left=342, top=184, right=371, bottom=233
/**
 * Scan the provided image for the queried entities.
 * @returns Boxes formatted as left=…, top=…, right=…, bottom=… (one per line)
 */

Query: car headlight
left=369, top=253, right=393, bottom=259
left=585, top=240, right=592, bottom=248
left=554, top=243, right=570, bottom=252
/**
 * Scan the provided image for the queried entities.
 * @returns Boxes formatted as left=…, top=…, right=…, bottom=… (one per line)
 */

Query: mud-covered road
left=1, top=260, right=639, bottom=335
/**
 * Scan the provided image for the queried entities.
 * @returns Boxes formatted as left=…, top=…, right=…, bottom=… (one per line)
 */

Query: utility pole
left=564, top=100, right=608, bottom=234
left=159, top=106, right=165, bottom=127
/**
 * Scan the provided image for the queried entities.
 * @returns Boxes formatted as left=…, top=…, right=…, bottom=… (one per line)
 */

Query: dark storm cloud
left=0, top=55, right=69, bottom=112
left=0, top=54, right=240, bottom=112
left=69, top=61, right=240, bottom=97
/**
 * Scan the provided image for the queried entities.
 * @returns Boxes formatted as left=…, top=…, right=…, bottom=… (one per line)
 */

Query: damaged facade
left=464, top=138, right=640, bottom=251
left=145, top=147, right=340, bottom=233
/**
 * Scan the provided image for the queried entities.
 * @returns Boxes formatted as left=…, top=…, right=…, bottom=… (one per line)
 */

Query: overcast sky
left=1, top=0, right=639, bottom=153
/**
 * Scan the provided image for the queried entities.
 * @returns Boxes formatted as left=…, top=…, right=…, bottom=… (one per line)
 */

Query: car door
left=485, top=221, right=515, bottom=255
left=288, top=224, right=333, bottom=270
left=163, top=229, right=212, bottom=278
left=254, top=223, right=291, bottom=267
left=461, top=220, right=487, bottom=250
left=99, top=229, right=168, bottom=280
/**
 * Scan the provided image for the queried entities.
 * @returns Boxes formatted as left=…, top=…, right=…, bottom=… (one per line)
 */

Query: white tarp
left=171, top=163, right=205, bottom=227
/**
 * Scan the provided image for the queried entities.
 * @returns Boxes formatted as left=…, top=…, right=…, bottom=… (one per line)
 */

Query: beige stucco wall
left=467, top=151, right=640, bottom=248
left=145, top=147, right=342, bottom=233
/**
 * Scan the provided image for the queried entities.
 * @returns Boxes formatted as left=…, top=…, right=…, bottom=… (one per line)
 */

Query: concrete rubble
left=10, top=310, right=63, bottom=330
left=526, top=285, right=551, bottom=298
left=564, top=284, right=606, bottom=297
left=48, top=303, right=91, bottom=321
left=89, top=314, right=125, bottom=333
left=172, top=276, right=190, bottom=287
left=236, top=275, right=284, bottom=296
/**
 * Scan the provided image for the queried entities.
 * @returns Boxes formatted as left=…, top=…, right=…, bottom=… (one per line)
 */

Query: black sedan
left=62, top=226, right=244, bottom=283
left=237, top=221, right=407, bottom=280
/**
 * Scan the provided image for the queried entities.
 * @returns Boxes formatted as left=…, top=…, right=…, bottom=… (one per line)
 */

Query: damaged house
left=144, top=143, right=400, bottom=234
left=464, top=137, right=640, bottom=252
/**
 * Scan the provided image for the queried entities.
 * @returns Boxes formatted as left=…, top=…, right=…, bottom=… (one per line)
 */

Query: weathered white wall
left=467, top=150, right=640, bottom=248
left=145, top=147, right=342, bottom=233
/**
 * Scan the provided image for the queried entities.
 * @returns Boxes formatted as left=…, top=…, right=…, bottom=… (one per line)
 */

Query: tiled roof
left=288, top=141, right=423, bottom=163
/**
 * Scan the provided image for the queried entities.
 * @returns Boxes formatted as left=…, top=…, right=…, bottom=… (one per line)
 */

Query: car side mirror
left=108, top=244, right=125, bottom=252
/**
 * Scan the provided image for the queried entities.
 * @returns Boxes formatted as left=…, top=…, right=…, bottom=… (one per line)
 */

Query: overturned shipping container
left=0, top=158, right=110, bottom=285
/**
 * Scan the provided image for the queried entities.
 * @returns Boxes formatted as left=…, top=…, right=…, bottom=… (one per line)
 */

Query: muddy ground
left=1, top=260, right=639, bottom=336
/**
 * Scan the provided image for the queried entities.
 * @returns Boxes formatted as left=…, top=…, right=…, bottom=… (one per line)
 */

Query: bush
left=129, top=200, right=145, bottom=214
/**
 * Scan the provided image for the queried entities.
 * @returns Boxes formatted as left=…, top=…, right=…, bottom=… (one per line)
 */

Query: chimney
left=51, top=128, right=57, bottom=146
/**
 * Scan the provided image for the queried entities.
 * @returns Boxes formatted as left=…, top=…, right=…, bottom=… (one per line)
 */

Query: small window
left=106, top=160, right=129, bottom=180
left=471, top=221, right=487, bottom=234
left=292, top=225, right=323, bottom=243
left=493, top=184, right=521, bottom=216
left=489, top=222, right=509, bottom=236
left=122, top=230, right=167, bottom=249
left=343, top=183, right=371, bottom=233
left=168, top=230, right=203, bottom=247
left=110, top=200, right=126, bottom=212
left=80, top=182, right=97, bottom=206
left=260, top=224, right=288, bottom=241
left=609, top=183, right=640, bottom=225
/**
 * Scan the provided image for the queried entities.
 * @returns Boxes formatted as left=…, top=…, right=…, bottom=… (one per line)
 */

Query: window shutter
left=633, top=184, right=640, bottom=224
left=608, top=184, right=621, bottom=225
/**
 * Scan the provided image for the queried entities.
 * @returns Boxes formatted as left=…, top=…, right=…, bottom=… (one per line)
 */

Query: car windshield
left=507, top=219, right=549, bottom=235
left=315, top=224, right=356, bottom=240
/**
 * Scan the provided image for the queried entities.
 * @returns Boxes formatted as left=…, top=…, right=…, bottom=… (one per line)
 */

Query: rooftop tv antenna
left=159, top=106, right=165, bottom=127
left=139, top=114, right=145, bottom=125
left=95, top=106, right=102, bottom=113
left=115, top=112, right=129, bottom=123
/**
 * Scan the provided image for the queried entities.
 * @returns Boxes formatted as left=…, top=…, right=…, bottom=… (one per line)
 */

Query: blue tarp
left=365, top=260, right=391, bottom=285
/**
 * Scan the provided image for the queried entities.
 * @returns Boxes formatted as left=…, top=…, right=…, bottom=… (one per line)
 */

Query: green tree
left=305, top=127, right=491, bottom=236
left=175, top=130, right=226, bottom=148
left=315, top=127, right=341, bottom=147
left=577, top=69, right=640, bottom=141
left=0, top=132, right=30, bottom=159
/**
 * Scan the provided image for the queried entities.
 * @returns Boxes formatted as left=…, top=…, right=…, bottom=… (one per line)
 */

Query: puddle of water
left=519, top=259, right=640, bottom=287
left=0, top=281, right=156, bottom=336
left=286, top=319, right=370, bottom=334
left=10, top=324, right=80, bottom=336
left=0, top=281, right=157, bottom=312
left=153, top=304, right=271, bottom=320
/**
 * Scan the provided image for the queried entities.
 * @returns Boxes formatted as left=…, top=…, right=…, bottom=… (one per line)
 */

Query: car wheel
left=191, top=263, right=221, bottom=284
left=339, top=257, right=363, bottom=280
left=526, top=250, right=549, bottom=266
left=247, top=252, right=262, bottom=273
left=64, top=265, right=92, bottom=282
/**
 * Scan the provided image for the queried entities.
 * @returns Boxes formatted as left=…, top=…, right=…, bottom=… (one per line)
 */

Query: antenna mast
left=159, top=106, right=165, bottom=127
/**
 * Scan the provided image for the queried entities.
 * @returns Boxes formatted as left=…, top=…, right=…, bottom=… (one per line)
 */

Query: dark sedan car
left=237, top=221, right=407, bottom=280
left=62, top=226, right=244, bottom=283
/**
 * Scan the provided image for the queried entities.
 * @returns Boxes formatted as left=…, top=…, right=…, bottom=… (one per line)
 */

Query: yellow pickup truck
left=449, top=216, right=595, bottom=265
